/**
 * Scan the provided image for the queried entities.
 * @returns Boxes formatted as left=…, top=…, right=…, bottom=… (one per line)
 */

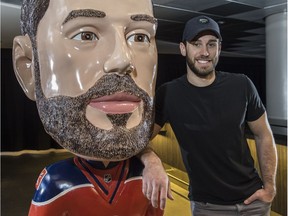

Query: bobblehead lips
left=36, top=74, right=154, bottom=160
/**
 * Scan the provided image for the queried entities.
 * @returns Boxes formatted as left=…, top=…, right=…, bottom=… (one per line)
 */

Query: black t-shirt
left=155, top=71, right=265, bottom=204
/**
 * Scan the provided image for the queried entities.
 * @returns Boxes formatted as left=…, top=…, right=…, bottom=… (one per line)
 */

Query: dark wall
left=1, top=49, right=60, bottom=151
left=1, top=49, right=266, bottom=151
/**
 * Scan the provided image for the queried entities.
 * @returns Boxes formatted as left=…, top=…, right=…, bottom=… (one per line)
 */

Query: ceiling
left=1, top=0, right=287, bottom=58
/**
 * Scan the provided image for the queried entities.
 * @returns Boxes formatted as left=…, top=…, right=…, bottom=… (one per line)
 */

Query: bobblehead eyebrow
left=62, top=9, right=106, bottom=25
left=130, top=14, right=157, bottom=24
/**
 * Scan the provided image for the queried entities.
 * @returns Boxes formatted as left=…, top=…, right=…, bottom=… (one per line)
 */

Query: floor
left=0, top=150, right=282, bottom=216
left=164, top=183, right=191, bottom=216
left=1, top=150, right=73, bottom=216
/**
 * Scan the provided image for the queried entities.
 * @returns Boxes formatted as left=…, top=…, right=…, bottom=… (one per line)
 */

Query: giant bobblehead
left=12, top=0, right=162, bottom=215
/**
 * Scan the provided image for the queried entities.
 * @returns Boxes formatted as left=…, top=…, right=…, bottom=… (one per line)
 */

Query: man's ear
left=218, top=42, right=222, bottom=55
left=179, top=42, right=186, bottom=57
left=12, top=35, right=35, bottom=101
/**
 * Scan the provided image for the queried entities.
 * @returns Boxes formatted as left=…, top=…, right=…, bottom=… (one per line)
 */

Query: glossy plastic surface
left=13, top=0, right=158, bottom=160
left=37, top=0, right=157, bottom=98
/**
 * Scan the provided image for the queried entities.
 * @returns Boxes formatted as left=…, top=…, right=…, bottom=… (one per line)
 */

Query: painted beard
left=35, top=74, right=154, bottom=160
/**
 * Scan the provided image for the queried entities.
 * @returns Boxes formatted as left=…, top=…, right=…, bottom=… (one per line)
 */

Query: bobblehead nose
left=104, top=30, right=134, bottom=75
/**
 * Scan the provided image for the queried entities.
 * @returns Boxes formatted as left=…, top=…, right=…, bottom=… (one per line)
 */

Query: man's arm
left=138, top=123, right=173, bottom=210
left=244, top=112, right=277, bottom=204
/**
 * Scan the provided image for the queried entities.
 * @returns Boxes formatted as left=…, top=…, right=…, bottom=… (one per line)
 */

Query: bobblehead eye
left=127, top=33, right=150, bottom=43
left=72, top=32, right=98, bottom=41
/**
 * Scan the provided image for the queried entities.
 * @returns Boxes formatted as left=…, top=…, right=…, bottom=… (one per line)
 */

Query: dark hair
left=20, top=0, right=50, bottom=45
left=19, top=0, right=50, bottom=100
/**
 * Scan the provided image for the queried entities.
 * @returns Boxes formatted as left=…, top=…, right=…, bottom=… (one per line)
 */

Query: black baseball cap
left=182, top=16, right=222, bottom=42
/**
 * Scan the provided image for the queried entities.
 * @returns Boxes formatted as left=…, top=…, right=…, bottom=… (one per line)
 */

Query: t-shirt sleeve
left=245, top=76, right=266, bottom=121
left=155, top=84, right=168, bottom=127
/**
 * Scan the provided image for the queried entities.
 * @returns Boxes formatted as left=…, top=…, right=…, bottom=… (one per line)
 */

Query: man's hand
left=244, top=187, right=276, bottom=205
left=140, top=150, right=174, bottom=210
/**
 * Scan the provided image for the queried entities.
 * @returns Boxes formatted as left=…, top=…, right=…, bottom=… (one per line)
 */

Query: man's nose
left=200, top=45, right=209, bottom=56
left=103, top=30, right=134, bottom=75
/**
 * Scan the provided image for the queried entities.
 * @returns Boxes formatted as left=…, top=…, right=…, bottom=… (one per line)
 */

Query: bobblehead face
left=13, top=0, right=158, bottom=161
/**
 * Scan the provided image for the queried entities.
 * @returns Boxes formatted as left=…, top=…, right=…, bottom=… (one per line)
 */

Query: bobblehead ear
left=179, top=42, right=186, bottom=57
left=13, top=35, right=35, bottom=101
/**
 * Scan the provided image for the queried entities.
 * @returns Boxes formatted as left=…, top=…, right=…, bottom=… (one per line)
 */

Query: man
left=12, top=0, right=164, bottom=215
left=143, top=15, right=277, bottom=215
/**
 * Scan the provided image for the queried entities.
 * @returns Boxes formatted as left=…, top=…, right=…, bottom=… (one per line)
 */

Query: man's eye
left=127, top=33, right=150, bottom=43
left=72, top=32, right=98, bottom=41
left=208, top=42, right=217, bottom=47
left=191, top=42, right=201, bottom=47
